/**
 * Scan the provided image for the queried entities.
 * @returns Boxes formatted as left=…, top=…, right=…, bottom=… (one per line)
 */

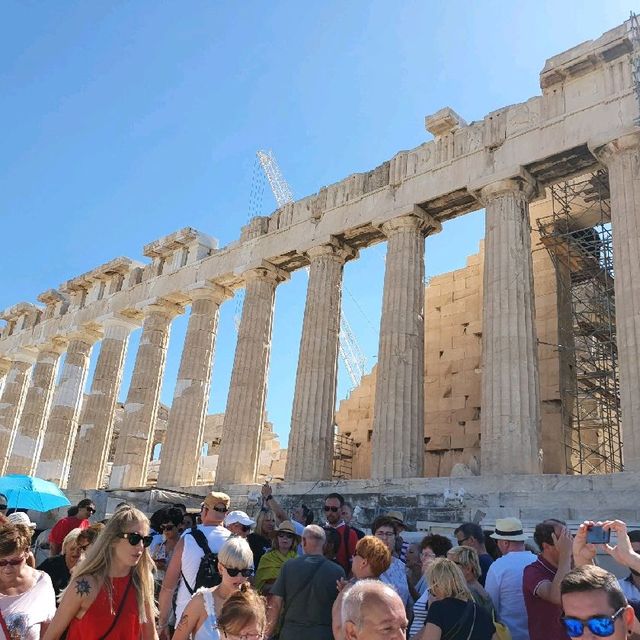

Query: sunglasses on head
left=225, top=567, right=254, bottom=578
left=324, top=506, right=339, bottom=513
left=561, top=607, right=625, bottom=637
left=0, top=555, right=25, bottom=567
left=118, top=532, right=153, bottom=547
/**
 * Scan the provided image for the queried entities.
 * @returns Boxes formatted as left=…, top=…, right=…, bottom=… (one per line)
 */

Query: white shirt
left=0, top=570, right=56, bottom=639
left=485, top=550, right=537, bottom=640
left=175, top=525, right=231, bottom=621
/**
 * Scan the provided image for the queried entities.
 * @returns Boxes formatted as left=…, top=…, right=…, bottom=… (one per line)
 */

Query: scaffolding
left=537, top=171, right=623, bottom=474
left=333, top=431, right=355, bottom=479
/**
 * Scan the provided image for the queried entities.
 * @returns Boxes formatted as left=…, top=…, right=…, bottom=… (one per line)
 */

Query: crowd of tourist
left=1, top=487, right=640, bottom=639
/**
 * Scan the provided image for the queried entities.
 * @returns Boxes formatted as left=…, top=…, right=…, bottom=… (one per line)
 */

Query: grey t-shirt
left=272, top=554, right=345, bottom=640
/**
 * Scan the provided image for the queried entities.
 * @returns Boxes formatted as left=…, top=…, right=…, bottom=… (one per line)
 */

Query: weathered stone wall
left=335, top=194, right=567, bottom=477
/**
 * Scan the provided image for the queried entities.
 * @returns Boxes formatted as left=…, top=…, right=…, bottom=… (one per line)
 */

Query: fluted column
left=158, top=284, right=231, bottom=487
left=285, top=241, right=356, bottom=481
left=0, top=360, right=9, bottom=399
left=67, top=315, right=140, bottom=489
left=6, top=342, right=65, bottom=475
left=36, top=330, right=100, bottom=486
left=479, top=176, right=541, bottom=475
left=0, top=351, right=37, bottom=475
left=371, top=210, right=439, bottom=479
left=593, top=133, right=640, bottom=470
left=216, top=264, right=288, bottom=485
left=109, top=300, right=183, bottom=489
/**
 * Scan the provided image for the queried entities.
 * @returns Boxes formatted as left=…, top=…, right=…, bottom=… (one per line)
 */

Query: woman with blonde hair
left=254, top=521, right=299, bottom=594
left=42, top=506, right=157, bottom=640
left=447, top=546, right=495, bottom=618
left=216, top=583, right=267, bottom=640
left=172, top=537, right=255, bottom=640
left=414, top=558, right=496, bottom=640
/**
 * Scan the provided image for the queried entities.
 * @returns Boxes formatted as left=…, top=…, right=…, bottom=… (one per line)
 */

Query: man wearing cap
left=485, top=517, right=537, bottom=640
left=158, top=491, right=231, bottom=639
left=225, top=509, right=269, bottom=568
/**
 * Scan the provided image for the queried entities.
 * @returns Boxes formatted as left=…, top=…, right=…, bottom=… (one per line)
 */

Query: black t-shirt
left=37, top=554, right=71, bottom=597
left=426, top=597, right=495, bottom=640
left=272, top=554, right=345, bottom=640
left=247, top=532, right=271, bottom=569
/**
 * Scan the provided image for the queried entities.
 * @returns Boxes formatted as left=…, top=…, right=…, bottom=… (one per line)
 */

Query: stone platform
left=55, top=472, right=640, bottom=534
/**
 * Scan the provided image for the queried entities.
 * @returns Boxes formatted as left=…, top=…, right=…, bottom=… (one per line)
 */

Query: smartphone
left=586, top=525, right=611, bottom=544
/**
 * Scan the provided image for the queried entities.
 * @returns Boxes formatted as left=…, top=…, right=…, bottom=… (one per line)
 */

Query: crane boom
left=257, top=150, right=295, bottom=207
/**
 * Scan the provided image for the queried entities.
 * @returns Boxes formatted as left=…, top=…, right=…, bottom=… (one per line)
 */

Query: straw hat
left=271, top=520, right=300, bottom=539
left=8, top=512, right=36, bottom=530
left=490, top=517, right=528, bottom=541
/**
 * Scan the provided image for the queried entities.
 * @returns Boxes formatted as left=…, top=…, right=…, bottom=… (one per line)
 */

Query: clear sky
left=0, top=1, right=634, bottom=450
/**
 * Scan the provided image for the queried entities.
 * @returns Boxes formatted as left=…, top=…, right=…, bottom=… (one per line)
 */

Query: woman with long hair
left=216, top=583, right=267, bottom=640
left=254, top=521, right=298, bottom=594
left=0, top=522, right=56, bottom=638
left=414, top=558, right=496, bottom=640
left=171, top=537, right=255, bottom=640
left=447, top=546, right=495, bottom=618
left=42, top=506, right=157, bottom=640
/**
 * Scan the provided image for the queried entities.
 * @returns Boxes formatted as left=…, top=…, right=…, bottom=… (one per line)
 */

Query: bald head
left=342, top=580, right=407, bottom=640
left=302, top=524, right=326, bottom=555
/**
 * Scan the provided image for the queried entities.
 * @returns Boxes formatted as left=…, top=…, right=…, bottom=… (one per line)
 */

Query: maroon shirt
left=523, top=556, right=569, bottom=640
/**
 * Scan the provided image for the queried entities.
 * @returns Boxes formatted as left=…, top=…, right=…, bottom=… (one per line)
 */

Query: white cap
left=224, top=510, right=256, bottom=527
left=8, top=512, right=36, bottom=529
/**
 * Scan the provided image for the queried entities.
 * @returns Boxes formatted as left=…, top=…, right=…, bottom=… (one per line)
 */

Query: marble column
left=109, top=300, right=183, bottom=489
left=158, top=284, right=231, bottom=487
left=285, top=241, right=355, bottom=481
left=0, top=351, right=36, bottom=475
left=6, top=343, right=65, bottom=475
left=36, top=331, right=100, bottom=486
left=592, top=133, right=640, bottom=470
left=67, top=315, right=140, bottom=489
left=216, top=264, right=288, bottom=485
left=371, top=210, right=438, bottom=479
left=479, top=176, right=541, bottom=475
left=0, top=360, right=9, bottom=398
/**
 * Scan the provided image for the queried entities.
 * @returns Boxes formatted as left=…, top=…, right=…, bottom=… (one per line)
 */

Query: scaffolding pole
left=537, top=170, right=623, bottom=474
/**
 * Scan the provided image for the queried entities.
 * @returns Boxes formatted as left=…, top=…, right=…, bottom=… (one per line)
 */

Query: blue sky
left=0, top=1, right=634, bottom=449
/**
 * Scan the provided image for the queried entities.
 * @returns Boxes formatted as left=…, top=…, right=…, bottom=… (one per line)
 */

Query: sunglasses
left=277, top=532, right=295, bottom=539
left=0, top=505, right=6, bottom=511
left=118, top=532, right=153, bottom=547
left=84, top=507, right=96, bottom=514
left=0, top=555, right=25, bottom=567
left=225, top=567, right=254, bottom=578
left=160, top=525, right=175, bottom=532
left=212, top=506, right=228, bottom=513
left=324, top=506, right=339, bottom=513
left=561, top=607, right=625, bottom=637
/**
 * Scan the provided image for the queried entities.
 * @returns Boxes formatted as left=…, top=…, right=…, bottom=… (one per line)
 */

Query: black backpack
left=181, top=527, right=222, bottom=594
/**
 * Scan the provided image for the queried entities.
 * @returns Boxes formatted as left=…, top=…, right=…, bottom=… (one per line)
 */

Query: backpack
left=181, top=527, right=222, bottom=594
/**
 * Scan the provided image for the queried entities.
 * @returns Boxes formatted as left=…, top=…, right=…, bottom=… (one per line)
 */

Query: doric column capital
left=67, top=324, right=103, bottom=345
left=0, top=357, right=10, bottom=376
left=306, top=238, right=357, bottom=264
left=36, top=337, right=68, bottom=358
left=186, top=281, right=233, bottom=305
left=379, top=206, right=441, bottom=238
left=141, top=297, right=185, bottom=321
left=244, top=261, right=290, bottom=285
left=9, top=347, right=39, bottom=365
left=589, top=131, right=640, bottom=165
left=100, top=313, right=143, bottom=334
left=471, top=169, right=540, bottom=206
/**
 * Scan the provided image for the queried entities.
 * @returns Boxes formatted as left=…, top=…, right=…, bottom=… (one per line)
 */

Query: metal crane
left=256, top=149, right=369, bottom=389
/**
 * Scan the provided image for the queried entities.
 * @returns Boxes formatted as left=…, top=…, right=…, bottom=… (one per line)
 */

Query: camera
left=586, top=525, right=611, bottom=545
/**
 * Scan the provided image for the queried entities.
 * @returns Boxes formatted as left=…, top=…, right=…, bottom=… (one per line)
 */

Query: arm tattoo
left=176, top=614, right=189, bottom=630
left=75, top=578, right=91, bottom=596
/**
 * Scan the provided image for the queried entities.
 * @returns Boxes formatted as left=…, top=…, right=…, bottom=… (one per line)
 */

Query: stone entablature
left=0, top=20, right=638, bottom=489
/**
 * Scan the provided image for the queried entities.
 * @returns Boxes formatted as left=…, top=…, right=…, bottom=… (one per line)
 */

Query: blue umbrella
left=0, top=474, right=71, bottom=512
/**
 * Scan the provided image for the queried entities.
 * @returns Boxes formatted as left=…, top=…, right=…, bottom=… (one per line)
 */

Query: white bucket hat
left=8, top=512, right=37, bottom=530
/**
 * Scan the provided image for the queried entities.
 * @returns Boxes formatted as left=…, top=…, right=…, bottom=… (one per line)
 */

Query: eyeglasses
left=457, top=536, right=471, bottom=546
left=212, top=506, right=228, bottom=513
left=118, top=532, right=153, bottom=547
left=220, top=629, right=263, bottom=640
left=561, top=607, right=625, bottom=637
left=277, top=532, right=295, bottom=540
left=0, top=555, right=25, bottom=567
left=376, top=531, right=396, bottom=538
left=421, top=551, right=436, bottom=559
left=160, top=525, right=175, bottom=532
left=324, top=506, right=339, bottom=513
left=225, top=567, right=254, bottom=578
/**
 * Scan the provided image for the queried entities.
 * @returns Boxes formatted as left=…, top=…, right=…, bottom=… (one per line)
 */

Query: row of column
left=0, top=133, right=638, bottom=487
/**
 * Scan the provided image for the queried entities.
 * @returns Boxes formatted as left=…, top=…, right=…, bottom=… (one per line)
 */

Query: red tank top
left=66, top=575, right=141, bottom=640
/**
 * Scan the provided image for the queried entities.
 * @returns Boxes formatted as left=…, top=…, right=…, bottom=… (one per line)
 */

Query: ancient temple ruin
left=0, top=20, right=639, bottom=498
